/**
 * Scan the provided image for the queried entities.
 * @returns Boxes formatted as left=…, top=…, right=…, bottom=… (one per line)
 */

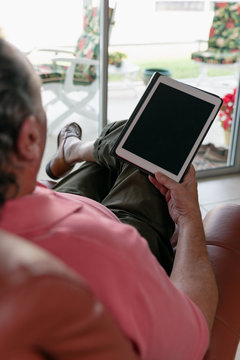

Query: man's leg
left=53, top=120, right=175, bottom=273
left=53, top=121, right=127, bottom=201
left=54, top=161, right=117, bottom=203
left=52, top=123, right=117, bottom=202
left=94, top=121, right=175, bottom=274
left=102, top=163, right=175, bottom=274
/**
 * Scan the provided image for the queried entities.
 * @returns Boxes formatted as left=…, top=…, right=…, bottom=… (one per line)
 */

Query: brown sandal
left=45, top=122, right=82, bottom=180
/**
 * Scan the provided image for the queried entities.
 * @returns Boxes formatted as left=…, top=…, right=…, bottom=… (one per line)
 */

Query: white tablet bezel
left=114, top=75, right=222, bottom=182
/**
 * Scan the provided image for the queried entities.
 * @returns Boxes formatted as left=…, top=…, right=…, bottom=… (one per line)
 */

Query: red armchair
left=171, top=203, right=240, bottom=359
left=203, top=204, right=240, bottom=360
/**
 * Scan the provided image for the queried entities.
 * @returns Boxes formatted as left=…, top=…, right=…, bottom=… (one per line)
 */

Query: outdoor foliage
left=219, top=87, right=237, bottom=130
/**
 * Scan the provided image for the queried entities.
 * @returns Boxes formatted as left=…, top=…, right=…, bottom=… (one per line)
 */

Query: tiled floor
left=198, top=173, right=240, bottom=217
left=236, top=343, right=240, bottom=359
left=38, top=78, right=240, bottom=359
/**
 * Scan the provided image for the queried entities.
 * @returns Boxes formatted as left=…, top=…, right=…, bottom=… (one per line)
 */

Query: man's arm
left=149, top=166, right=218, bottom=333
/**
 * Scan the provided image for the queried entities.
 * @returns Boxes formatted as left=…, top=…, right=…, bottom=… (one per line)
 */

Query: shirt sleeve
left=129, top=231, right=210, bottom=360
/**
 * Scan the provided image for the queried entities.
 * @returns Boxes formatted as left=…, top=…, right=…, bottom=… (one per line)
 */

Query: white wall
left=0, top=0, right=83, bottom=51
left=110, top=0, right=213, bottom=45
left=0, top=0, right=213, bottom=52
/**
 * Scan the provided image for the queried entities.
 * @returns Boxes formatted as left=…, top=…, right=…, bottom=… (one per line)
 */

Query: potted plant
left=142, top=68, right=172, bottom=85
left=108, top=51, right=127, bottom=68
left=218, top=87, right=237, bottom=145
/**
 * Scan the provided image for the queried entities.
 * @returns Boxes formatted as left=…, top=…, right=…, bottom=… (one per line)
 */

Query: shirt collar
left=0, top=184, right=82, bottom=236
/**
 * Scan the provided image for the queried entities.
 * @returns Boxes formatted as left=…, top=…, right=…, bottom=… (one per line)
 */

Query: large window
left=107, top=0, right=240, bottom=178
left=1, top=0, right=240, bottom=178
left=1, top=0, right=108, bottom=141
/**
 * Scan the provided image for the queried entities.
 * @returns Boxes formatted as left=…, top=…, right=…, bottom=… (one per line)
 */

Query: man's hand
left=149, top=165, right=201, bottom=225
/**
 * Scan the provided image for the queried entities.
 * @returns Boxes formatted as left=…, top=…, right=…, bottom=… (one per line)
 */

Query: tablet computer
left=111, top=72, right=223, bottom=182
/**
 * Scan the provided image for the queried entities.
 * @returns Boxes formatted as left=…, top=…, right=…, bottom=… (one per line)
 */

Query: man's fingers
left=149, top=175, right=168, bottom=196
left=183, top=165, right=196, bottom=182
left=154, top=172, right=178, bottom=191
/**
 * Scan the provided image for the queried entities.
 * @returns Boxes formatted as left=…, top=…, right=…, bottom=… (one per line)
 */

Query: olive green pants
left=54, top=120, right=175, bottom=274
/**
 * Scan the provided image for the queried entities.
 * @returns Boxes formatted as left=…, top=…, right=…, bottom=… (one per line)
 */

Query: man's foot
left=46, top=122, right=82, bottom=180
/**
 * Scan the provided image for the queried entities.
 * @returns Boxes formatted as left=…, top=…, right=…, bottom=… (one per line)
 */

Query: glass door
left=1, top=0, right=113, bottom=179
left=1, top=0, right=105, bottom=141
left=107, top=0, right=240, bottom=178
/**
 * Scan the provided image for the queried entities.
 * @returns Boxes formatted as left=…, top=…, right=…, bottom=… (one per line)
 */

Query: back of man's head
left=0, top=39, right=44, bottom=207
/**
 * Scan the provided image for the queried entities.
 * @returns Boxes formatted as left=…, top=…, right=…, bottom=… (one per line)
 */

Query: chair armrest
left=195, top=39, right=208, bottom=44
left=51, top=56, right=99, bottom=66
left=195, top=39, right=208, bottom=51
left=203, top=204, right=240, bottom=360
left=34, top=46, right=75, bottom=55
left=49, top=56, right=99, bottom=91
left=28, top=47, right=75, bottom=68
left=170, top=204, right=240, bottom=359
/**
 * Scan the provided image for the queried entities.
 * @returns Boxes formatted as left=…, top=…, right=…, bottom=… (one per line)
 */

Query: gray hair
left=0, top=39, right=44, bottom=207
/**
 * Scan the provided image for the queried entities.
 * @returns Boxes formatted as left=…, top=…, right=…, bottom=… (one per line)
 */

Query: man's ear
left=16, top=115, right=40, bottom=161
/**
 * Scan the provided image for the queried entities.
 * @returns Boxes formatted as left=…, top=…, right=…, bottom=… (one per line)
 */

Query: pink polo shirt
left=0, top=184, right=209, bottom=360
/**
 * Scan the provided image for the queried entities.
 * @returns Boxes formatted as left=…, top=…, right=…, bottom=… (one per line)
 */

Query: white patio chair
left=34, top=1, right=115, bottom=133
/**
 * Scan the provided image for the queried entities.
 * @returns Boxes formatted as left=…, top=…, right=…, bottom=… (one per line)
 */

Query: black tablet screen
left=122, top=83, right=215, bottom=175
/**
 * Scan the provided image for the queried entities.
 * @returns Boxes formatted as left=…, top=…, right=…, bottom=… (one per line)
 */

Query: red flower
left=86, top=49, right=93, bottom=58
left=216, top=2, right=228, bottom=8
left=209, top=27, right=215, bottom=38
left=92, top=7, right=97, bottom=17
left=219, top=88, right=237, bottom=130
left=78, top=37, right=86, bottom=50
left=226, top=18, right=234, bottom=29
left=83, top=15, right=87, bottom=30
